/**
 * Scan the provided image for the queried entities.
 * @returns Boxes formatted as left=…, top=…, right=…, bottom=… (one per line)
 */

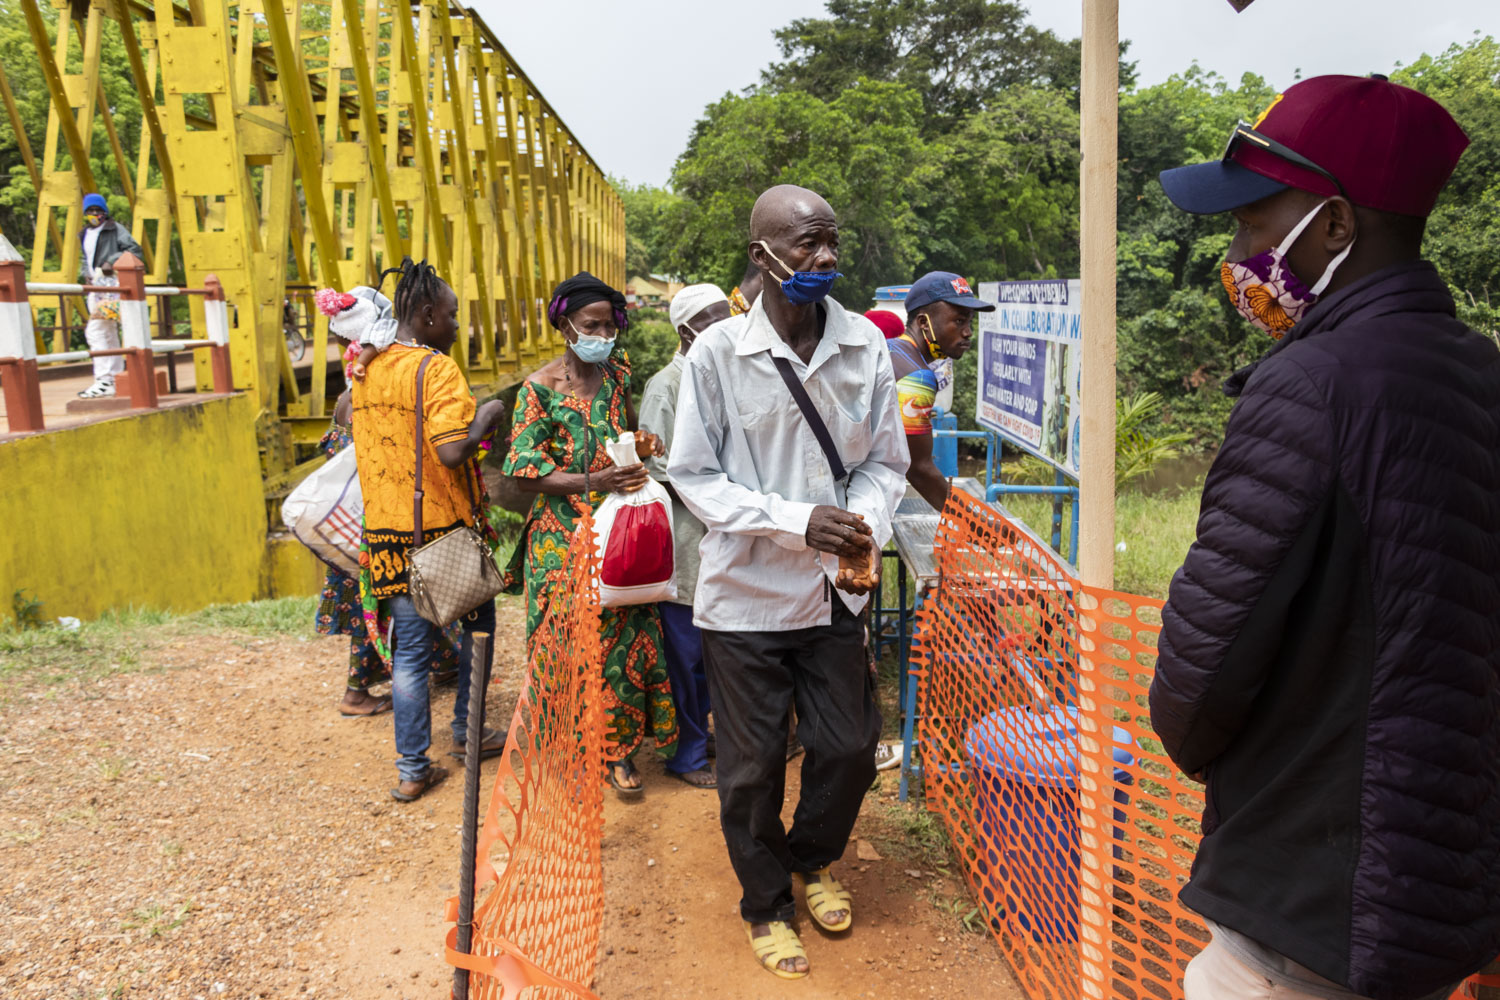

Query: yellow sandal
left=744, top=920, right=809, bottom=979
left=800, top=867, right=853, bottom=932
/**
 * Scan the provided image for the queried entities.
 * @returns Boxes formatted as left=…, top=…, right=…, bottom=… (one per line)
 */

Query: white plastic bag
left=592, top=432, right=677, bottom=606
left=281, top=444, right=365, bottom=576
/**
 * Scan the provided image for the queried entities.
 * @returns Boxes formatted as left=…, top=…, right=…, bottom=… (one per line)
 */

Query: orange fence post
left=0, top=236, right=44, bottom=432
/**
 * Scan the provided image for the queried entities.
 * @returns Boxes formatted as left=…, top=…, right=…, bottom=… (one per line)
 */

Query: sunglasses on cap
left=1223, top=120, right=1348, bottom=199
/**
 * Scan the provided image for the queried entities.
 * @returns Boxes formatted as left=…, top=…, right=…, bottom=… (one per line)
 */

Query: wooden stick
left=1078, top=0, right=1119, bottom=589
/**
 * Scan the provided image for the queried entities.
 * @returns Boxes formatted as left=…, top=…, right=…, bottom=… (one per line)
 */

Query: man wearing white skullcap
left=640, top=283, right=733, bottom=790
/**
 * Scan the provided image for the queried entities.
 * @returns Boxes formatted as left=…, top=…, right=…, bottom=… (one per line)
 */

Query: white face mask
left=567, top=319, right=616, bottom=364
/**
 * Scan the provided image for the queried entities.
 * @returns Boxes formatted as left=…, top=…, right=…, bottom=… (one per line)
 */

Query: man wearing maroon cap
left=1149, top=75, right=1500, bottom=1000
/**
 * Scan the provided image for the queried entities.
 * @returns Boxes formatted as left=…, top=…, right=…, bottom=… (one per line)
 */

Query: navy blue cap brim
left=1158, top=159, right=1289, bottom=215
left=906, top=293, right=996, bottom=312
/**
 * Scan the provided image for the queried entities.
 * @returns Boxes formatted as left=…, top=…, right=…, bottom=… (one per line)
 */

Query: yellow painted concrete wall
left=0, top=395, right=320, bottom=622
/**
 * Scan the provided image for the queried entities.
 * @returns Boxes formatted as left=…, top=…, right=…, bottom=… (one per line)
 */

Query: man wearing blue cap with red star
left=1148, top=75, right=1500, bottom=1000
left=889, top=271, right=994, bottom=512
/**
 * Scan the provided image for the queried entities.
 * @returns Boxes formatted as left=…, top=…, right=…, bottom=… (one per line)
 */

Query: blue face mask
left=567, top=320, right=616, bottom=364
left=755, top=241, right=842, bottom=306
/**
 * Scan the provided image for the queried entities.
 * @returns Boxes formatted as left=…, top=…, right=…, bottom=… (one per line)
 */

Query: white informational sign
left=975, top=279, right=1082, bottom=476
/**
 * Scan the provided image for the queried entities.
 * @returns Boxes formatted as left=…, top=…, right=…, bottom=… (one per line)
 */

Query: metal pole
left=1079, top=0, right=1119, bottom=589
left=452, top=631, right=492, bottom=1000
left=1052, top=469, right=1066, bottom=555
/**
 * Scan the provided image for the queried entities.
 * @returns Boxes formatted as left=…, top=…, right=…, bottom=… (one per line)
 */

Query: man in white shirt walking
left=668, top=184, right=909, bottom=979
left=640, top=282, right=732, bottom=790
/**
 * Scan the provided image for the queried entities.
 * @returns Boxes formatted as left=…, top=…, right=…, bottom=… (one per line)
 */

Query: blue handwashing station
left=874, top=412, right=1135, bottom=943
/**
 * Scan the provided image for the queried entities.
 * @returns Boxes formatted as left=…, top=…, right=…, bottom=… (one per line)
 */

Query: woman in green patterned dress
left=501, top=272, right=677, bottom=796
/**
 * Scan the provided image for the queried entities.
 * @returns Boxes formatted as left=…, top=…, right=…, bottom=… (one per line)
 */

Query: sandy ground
left=0, top=597, right=1021, bottom=999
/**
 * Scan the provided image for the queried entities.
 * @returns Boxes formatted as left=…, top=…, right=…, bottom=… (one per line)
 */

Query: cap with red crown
left=1160, top=74, right=1469, bottom=217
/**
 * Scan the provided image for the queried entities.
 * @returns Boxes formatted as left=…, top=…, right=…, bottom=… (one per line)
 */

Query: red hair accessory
left=315, top=288, right=357, bottom=317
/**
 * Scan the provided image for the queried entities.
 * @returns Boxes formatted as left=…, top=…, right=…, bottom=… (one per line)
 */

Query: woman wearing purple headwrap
left=500, top=272, right=678, bottom=796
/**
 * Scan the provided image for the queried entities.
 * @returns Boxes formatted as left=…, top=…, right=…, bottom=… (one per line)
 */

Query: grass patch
left=120, top=900, right=194, bottom=938
left=185, top=596, right=320, bottom=635
left=874, top=794, right=954, bottom=871
left=998, top=482, right=1201, bottom=600
left=96, top=755, right=129, bottom=783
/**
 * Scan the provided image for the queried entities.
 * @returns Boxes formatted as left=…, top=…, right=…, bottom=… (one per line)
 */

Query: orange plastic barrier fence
left=444, top=514, right=605, bottom=1000
left=914, top=492, right=1490, bottom=1000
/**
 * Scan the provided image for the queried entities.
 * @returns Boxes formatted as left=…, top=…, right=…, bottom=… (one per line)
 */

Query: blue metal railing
left=929, top=411, right=1078, bottom=565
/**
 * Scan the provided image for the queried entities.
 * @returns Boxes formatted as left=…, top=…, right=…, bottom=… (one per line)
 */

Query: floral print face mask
left=1220, top=200, right=1353, bottom=339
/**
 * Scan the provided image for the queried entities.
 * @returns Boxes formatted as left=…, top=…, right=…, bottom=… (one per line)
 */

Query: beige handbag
left=406, top=354, right=504, bottom=626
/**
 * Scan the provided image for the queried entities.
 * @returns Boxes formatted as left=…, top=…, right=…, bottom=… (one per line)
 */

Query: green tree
left=668, top=79, right=936, bottom=306
left=761, top=0, right=1128, bottom=126
left=617, top=178, right=682, bottom=279
left=617, top=308, right=679, bottom=407
left=921, top=85, right=1080, bottom=281
left=1113, top=68, right=1279, bottom=443
left=1394, top=35, right=1500, bottom=339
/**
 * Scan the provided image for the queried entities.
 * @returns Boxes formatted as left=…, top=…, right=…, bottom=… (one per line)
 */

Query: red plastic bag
left=592, top=433, right=676, bottom=606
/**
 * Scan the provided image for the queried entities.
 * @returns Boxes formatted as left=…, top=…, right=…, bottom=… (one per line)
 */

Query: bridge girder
left=16, top=0, right=624, bottom=478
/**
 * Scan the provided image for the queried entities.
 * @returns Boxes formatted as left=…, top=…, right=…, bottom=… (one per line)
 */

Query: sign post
left=1079, top=0, right=1119, bottom=589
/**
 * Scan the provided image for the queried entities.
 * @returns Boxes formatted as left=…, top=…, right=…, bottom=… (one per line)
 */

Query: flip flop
left=339, top=695, right=393, bottom=718
left=390, top=765, right=450, bottom=803
left=606, top=759, right=645, bottom=798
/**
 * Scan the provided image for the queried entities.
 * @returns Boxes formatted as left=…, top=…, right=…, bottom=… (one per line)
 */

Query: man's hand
left=806, top=506, right=872, bottom=558
left=835, top=536, right=881, bottom=595
left=634, top=430, right=665, bottom=459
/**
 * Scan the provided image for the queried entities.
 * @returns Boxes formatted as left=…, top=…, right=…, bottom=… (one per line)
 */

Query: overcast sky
left=471, top=0, right=1500, bottom=188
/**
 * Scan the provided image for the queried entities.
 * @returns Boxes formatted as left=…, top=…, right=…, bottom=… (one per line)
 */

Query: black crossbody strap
left=771, top=355, right=847, bottom=483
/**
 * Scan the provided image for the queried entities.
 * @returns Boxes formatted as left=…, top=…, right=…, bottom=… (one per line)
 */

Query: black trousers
left=700, top=600, right=881, bottom=923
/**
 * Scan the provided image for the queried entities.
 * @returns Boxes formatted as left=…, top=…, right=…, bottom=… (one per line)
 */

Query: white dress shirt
left=668, top=295, right=910, bottom=631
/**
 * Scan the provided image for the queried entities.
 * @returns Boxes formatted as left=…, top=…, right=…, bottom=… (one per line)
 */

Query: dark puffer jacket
left=76, top=219, right=143, bottom=280
left=1150, top=261, right=1500, bottom=1000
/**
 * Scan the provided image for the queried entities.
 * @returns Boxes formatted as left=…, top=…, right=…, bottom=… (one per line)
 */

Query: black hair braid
left=374, top=263, right=404, bottom=297
left=387, top=256, right=444, bottom=327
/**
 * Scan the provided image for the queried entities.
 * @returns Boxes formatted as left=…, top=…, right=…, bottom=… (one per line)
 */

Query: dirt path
left=0, top=597, right=1021, bottom=999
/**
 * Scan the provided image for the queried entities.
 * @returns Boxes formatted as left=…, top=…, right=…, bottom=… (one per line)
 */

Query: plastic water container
left=963, top=704, right=1135, bottom=943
